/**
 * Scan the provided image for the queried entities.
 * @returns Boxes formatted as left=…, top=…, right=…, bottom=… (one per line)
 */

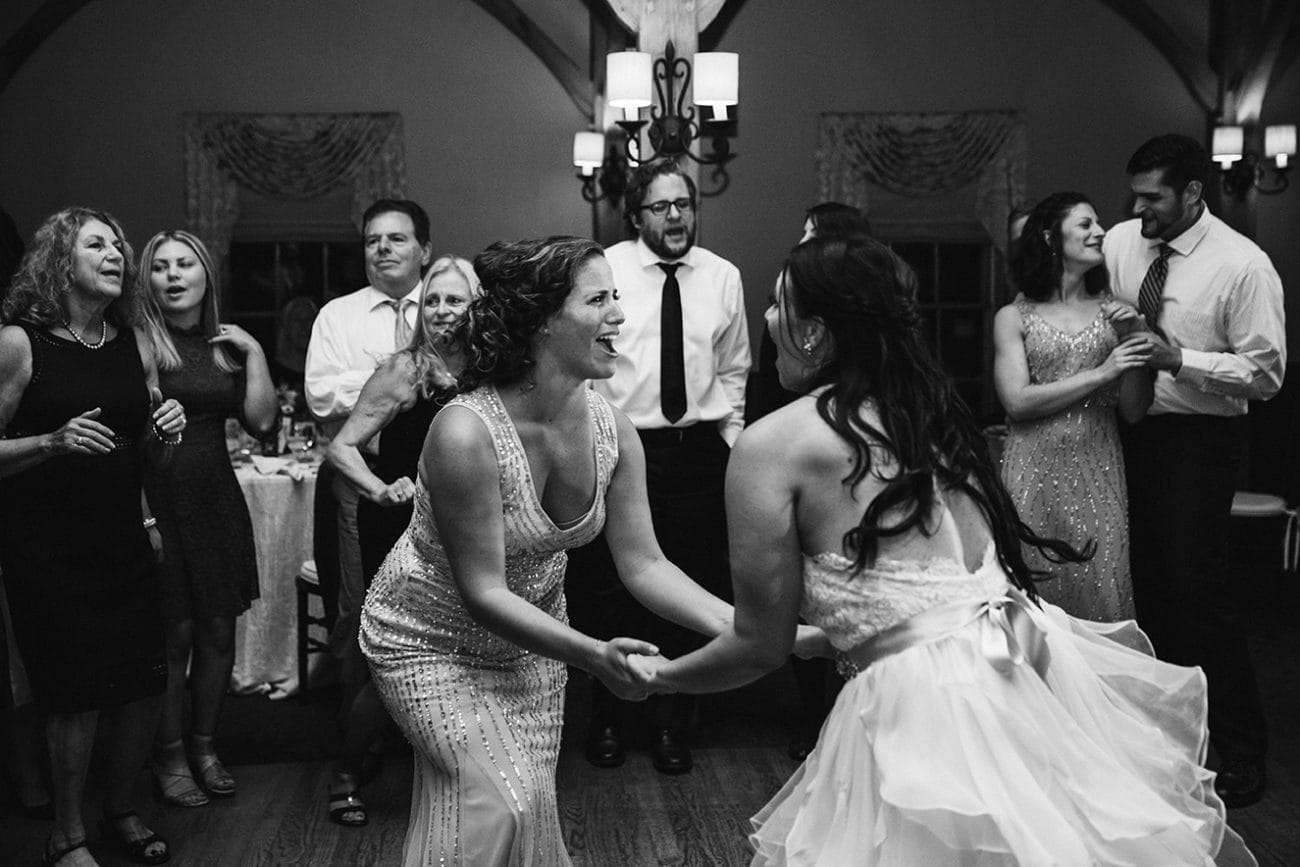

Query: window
left=886, top=232, right=1007, bottom=421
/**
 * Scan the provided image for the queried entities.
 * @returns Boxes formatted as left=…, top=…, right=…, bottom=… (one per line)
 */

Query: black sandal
left=327, top=790, right=369, bottom=827
left=98, top=810, right=170, bottom=865
left=41, top=836, right=87, bottom=866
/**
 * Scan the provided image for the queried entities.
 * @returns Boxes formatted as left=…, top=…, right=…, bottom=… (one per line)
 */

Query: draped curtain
left=184, top=113, right=406, bottom=270
left=816, top=111, right=1026, bottom=250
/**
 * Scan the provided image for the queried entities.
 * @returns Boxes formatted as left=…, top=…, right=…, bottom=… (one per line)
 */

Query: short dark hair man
left=1104, top=133, right=1286, bottom=808
left=567, top=160, right=750, bottom=775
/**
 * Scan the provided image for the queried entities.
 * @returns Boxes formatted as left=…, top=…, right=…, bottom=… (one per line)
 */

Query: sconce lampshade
left=606, top=51, right=652, bottom=120
left=573, top=131, right=605, bottom=176
left=1265, top=124, right=1296, bottom=169
left=693, top=52, right=738, bottom=121
left=1212, top=126, right=1245, bottom=169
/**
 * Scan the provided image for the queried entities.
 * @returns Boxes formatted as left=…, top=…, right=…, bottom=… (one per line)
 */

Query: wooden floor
left=5, top=566, right=1299, bottom=865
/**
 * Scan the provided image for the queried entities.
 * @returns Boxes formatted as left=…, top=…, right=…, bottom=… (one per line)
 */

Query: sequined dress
left=1000, top=296, right=1134, bottom=621
left=360, top=386, right=618, bottom=867
left=749, top=494, right=1255, bottom=865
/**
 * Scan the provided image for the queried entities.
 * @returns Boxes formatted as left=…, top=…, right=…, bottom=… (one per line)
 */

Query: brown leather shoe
left=1214, top=759, right=1266, bottom=808
left=651, top=727, right=692, bottom=775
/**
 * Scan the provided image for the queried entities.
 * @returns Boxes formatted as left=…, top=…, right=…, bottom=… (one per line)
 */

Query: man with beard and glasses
left=566, top=159, right=750, bottom=775
left=1103, top=133, right=1285, bottom=809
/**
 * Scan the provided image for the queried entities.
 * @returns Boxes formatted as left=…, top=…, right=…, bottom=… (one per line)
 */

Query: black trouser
left=1122, top=413, right=1267, bottom=762
left=566, top=423, right=731, bottom=728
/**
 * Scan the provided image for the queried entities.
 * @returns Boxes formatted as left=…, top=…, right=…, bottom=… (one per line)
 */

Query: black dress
left=143, top=325, right=259, bottom=622
left=0, top=325, right=165, bottom=712
left=356, top=388, right=453, bottom=584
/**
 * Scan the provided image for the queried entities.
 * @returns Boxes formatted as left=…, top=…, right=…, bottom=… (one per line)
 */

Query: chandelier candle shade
left=574, top=42, right=739, bottom=202
left=1212, top=123, right=1295, bottom=197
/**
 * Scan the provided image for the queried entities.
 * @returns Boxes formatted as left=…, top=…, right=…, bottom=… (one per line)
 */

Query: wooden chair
left=294, top=560, right=331, bottom=703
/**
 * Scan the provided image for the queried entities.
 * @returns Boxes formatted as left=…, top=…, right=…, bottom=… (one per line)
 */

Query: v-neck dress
left=999, top=295, right=1134, bottom=622
left=360, top=385, right=618, bottom=867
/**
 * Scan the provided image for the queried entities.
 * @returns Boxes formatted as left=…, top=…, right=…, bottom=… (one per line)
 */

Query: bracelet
left=142, top=516, right=157, bottom=529
left=152, top=420, right=183, bottom=446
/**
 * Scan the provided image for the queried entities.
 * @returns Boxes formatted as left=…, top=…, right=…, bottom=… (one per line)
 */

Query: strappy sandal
left=41, top=836, right=87, bottom=866
left=98, top=810, right=170, bottom=865
left=188, top=736, right=236, bottom=797
left=150, top=740, right=208, bottom=807
left=327, top=789, right=369, bottom=827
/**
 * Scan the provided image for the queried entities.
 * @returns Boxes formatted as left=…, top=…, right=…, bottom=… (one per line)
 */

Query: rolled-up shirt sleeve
left=1174, top=258, right=1286, bottom=401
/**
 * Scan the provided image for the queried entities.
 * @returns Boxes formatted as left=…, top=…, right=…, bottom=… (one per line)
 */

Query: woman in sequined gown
left=633, top=236, right=1254, bottom=866
left=994, top=192, right=1154, bottom=621
left=137, top=230, right=278, bottom=807
left=360, top=238, right=735, bottom=866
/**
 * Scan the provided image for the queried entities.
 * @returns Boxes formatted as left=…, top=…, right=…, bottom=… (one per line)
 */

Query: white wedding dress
left=750, top=492, right=1255, bottom=866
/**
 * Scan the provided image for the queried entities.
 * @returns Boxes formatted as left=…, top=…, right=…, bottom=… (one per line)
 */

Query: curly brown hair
left=2, top=207, right=141, bottom=329
left=457, top=237, right=604, bottom=390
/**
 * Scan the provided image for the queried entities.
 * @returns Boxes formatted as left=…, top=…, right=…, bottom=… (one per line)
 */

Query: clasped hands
left=51, top=388, right=186, bottom=456
left=1100, top=300, right=1181, bottom=373
left=592, top=623, right=832, bottom=702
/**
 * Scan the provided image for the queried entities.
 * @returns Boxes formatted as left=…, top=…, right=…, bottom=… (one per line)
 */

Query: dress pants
left=1122, top=413, right=1267, bottom=762
left=566, top=423, right=731, bottom=727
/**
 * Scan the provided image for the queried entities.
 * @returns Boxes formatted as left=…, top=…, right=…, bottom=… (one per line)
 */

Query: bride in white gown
left=633, top=236, right=1255, bottom=866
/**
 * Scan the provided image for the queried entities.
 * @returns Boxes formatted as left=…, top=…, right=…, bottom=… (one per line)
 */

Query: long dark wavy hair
left=457, top=236, right=604, bottom=390
left=1010, top=192, right=1109, bottom=302
left=783, top=236, right=1089, bottom=594
left=2, top=207, right=141, bottom=329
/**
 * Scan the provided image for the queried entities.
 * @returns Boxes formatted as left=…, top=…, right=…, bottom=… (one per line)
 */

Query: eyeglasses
left=638, top=198, right=696, bottom=216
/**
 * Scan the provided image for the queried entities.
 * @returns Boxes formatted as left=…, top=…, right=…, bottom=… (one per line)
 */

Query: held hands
left=1100, top=299, right=1146, bottom=339
left=150, top=387, right=186, bottom=439
left=591, top=637, right=661, bottom=701
left=50, top=408, right=116, bottom=455
left=370, top=475, right=416, bottom=506
left=1099, top=334, right=1155, bottom=381
left=209, top=323, right=263, bottom=358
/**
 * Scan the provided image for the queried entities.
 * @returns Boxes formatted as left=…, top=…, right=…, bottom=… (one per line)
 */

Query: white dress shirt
left=1104, top=206, right=1286, bottom=416
left=304, top=283, right=422, bottom=425
left=599, top=239, right=751, bottom=445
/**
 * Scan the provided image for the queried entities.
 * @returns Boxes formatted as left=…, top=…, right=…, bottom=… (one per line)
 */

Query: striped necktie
left=386, top=298, right=413, bottom=349
left=1137, top=244, right=1174, bottom=335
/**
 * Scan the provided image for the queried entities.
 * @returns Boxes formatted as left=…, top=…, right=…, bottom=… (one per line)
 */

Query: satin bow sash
left=842, top=586, right=1051, bottom=679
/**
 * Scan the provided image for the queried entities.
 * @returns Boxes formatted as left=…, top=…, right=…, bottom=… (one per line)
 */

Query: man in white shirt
left=305, top=198, right=431, bottom=826
left=567, top=160, right=750, bottom=775
left=1104, top=134, right=1285, bottom=809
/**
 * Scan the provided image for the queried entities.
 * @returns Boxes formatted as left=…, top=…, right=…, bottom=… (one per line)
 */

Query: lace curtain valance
left=184, top=112, right=406, bottom=270
left=816, top=111, right=1026, bottom=250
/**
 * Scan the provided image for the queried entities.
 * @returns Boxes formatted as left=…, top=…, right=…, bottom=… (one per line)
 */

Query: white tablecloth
left=230, top=460, right=323, bottom=699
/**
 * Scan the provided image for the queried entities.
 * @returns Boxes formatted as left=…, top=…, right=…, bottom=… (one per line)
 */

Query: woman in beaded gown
left=633, top=236, right=1254, bottom=865
left=994, top=192, right=1154, bottom=621
left=324, top=255, right=477, bottom=828
left=360, top=237, right=736, bottom=866
left=137, top=230, right=278, bottom=807
left=0, top=208, right=187, bottom=866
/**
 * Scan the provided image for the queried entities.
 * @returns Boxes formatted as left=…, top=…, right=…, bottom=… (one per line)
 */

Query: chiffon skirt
left=750, top=604, right=1256, bottom=866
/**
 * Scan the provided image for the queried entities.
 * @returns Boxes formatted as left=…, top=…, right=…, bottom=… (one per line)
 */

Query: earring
left=801, top=338, right=816, bottom=355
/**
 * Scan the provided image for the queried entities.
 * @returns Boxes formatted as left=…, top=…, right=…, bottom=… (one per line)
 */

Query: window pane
left=938, top=308, right=984, bottom=378
left=937, top=243, right=982, bottom=303
left=227, top=243, right=277, bottom=313
left=891, top=242, right=935, bottom=303
left=327, top=242, right=366, bottom=301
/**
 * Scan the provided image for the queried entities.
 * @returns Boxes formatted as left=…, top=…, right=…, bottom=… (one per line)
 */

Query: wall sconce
left=1212, top=124, right=1295, bottom=197
left=573, top=42, right=738, bottom=203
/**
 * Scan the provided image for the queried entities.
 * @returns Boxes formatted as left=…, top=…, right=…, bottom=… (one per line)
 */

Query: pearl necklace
left=63, top=317, right=108, bottom=350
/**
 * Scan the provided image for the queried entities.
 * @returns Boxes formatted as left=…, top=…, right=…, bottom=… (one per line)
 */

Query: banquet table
left=230, top=456, right=325, bottom=699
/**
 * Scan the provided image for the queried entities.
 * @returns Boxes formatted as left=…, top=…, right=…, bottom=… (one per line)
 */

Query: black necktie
left=657, top=263, right=686, bottom=424
left=1138, top=244, right=1174, bottom=335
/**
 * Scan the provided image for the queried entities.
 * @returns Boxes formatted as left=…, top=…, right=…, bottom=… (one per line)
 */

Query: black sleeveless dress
left=356, top=387, right=453, bottom=584
left=0, top=324, right=166, bottom=712
left=143, top=325, right=259, bottom=622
